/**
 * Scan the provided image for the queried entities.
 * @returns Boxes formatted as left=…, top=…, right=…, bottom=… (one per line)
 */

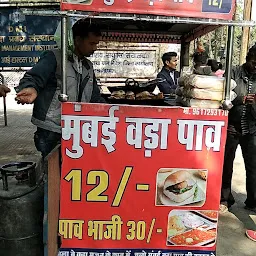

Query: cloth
left=214, top=69, right=225, bottom=78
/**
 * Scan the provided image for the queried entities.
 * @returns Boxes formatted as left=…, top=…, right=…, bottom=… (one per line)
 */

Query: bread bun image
left=163, top=170, right=197, bottom=203
left=198, top=170, right=207, bottom=180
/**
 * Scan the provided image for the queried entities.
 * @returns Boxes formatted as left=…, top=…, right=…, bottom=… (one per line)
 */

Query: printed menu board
left=59, top=103, right=228, bottom=256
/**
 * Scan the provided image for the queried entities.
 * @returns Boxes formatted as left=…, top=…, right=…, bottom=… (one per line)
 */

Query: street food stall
left=45, top=1, right=256, bottom=256
left=5, top=1, right=254, bottom=256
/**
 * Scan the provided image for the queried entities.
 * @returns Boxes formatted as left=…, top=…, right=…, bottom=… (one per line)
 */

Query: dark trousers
left=221, top=132, right=256, bottom=208
left=34, top=127, right=61, bottom=159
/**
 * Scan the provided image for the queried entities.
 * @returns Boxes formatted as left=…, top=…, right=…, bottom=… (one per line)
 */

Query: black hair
left=193, top=51, right=209, bottom=66
left=162, top=52, right=177, bottom=66
left=246, top=43, right=256, bottom=61
left=207, top=59, right=220, bottom=72
left=72, top=19, right=102, bottom=39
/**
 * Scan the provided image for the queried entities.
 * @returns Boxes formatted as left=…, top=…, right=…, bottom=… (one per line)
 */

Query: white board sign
left=90, top=49, right=158, bottom=78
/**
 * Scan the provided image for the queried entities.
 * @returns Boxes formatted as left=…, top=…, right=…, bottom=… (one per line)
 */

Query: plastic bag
left=185, top=75, right=237, bottom=91
left=182, top=98, right=221, bottom=109
left=188, top=88, right=237, bottom=101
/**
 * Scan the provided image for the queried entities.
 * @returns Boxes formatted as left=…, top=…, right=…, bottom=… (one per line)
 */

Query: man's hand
left=15, top=88, right=38, bottom=104
left=245, top=94, right=256, bottom=104
left=0, top=85, right=11, bottom=97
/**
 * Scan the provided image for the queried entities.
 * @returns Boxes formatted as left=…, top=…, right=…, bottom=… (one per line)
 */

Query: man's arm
left=157, top=73, right=173, bottom=94
left=16, top=51, right=57, bottom=93
left=229, top=67, right=245, bottom=106
left=90, top=73, right=106, bottom=103
left=15, top=51, right=57, bottom=104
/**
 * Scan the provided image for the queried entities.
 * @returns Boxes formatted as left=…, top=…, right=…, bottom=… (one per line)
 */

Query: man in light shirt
left=15, top=19, right=105, bottom=158
left=157, top=52, right=179, bottom=95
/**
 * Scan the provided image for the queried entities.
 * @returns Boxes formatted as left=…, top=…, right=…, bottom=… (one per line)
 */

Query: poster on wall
left=61, top=0, right=235, bottom=20
left=59, top=103, right=228, bottom=256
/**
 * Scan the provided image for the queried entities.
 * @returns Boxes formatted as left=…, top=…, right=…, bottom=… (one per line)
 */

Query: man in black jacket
left=157, top=52, right=179, bottom=95
left=221, top=44, right=256, bottom=213
left=15, top=19, right=105, bottom=158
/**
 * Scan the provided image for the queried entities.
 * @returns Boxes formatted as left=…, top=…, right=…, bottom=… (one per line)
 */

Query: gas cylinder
left=0, top=162, right=44, bottom=256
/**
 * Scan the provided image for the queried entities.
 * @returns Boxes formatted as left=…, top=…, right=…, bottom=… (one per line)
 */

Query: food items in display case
left=135, top=91, right=153, bottom=100
left=109, top=90, right=164, bottom=100
left=136, top=91, right=164, bottom=100
left=109, top=90, right=126, bottom=99
left=163, top=170, right=197, bottom=203
left=125, top=91, right=135, bottom=100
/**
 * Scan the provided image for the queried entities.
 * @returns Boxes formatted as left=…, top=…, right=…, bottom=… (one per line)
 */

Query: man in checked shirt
left=220, top=44, right=256, bottom=213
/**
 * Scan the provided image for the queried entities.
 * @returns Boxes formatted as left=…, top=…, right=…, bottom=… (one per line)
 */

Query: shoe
left=219, top=204, right=229, bottom=213
left=244, top=205, right=256, bottom=213
left=245, top=230, right=256, bottom=242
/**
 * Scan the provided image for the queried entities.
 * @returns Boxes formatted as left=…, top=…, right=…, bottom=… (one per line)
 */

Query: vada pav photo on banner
left=155, top=168, right=207, bottom=207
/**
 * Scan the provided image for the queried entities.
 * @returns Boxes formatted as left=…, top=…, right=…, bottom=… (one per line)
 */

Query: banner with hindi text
left=59, top=103, right=228, bottom=256
left=61, top=0, right=235, bottom=21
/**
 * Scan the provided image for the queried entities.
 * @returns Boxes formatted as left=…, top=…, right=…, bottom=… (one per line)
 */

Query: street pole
left=240, top=0, right=252, bottom=64
left=59, top=15, right=69, bottom=102
left=222, top=25, right=234, bottom=110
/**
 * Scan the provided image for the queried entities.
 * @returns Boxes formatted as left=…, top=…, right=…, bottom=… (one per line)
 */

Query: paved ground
left=0, top=90, right=40, bottom=165
left=0, top=92, right=256, bottom=255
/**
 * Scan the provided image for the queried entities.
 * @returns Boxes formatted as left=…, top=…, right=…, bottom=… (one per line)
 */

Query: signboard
left=0, top=0, right=59, bottom=5
left=61, top=0, right=235, bottom=20
left=0, top=9, right=59, bottom=67
left=90, top=49, right=158, bottom=78
left=59, top=103, right=228, bottom=256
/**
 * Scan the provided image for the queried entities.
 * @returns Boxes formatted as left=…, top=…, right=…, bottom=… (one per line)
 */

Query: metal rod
left=3, top=97, right=7, bottom=126
left=1, top=171, right=9, bottom=191
left=0, top=74, right=7, bottom=126
left=59, top=15, right=69, bottom=102
left=20, top=9, right=256, bottom=27
left=225, top=25, right=235, bottom=100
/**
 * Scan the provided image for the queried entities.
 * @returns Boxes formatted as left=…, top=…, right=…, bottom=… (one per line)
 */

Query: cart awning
left=61, top=0, right=235, bottom=21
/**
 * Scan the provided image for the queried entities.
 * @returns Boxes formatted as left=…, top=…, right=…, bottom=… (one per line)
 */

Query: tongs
left=139, top=78, right=166, bottom=87
left=125, top=78, right=166, bottom=88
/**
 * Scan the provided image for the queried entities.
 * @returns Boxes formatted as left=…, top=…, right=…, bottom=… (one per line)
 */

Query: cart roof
left=64, top=12, right=255, bottom=44
left=59, top=0, right=255, bottom=43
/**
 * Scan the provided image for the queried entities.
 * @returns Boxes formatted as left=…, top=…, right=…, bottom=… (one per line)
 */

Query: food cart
left=24, top=1, right=255, bottom=256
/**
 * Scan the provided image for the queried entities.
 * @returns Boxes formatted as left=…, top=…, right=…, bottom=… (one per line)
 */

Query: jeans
left=34, top=127, right=61, bottom=159
left=221, top=132, right=256, bottom=208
